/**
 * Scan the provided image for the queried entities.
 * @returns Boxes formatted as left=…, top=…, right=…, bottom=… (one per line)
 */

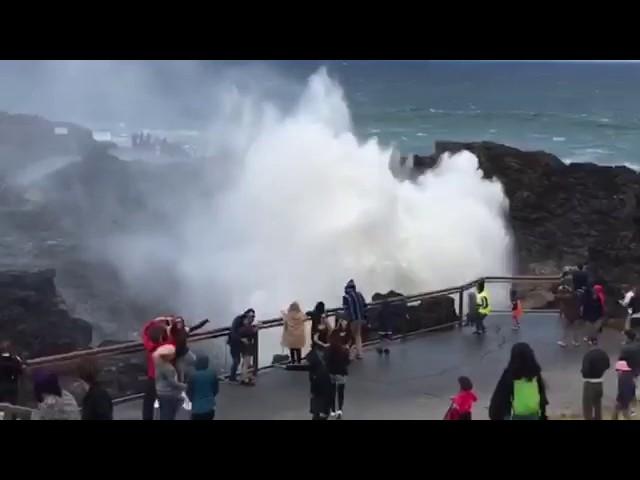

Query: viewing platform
left=114, top=311, right=623, bottom=420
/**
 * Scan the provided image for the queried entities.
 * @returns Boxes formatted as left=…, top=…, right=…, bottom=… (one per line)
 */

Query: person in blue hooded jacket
left=186, top=353, right=219, bottom=420
left=342, top=279, right=367, bottom=360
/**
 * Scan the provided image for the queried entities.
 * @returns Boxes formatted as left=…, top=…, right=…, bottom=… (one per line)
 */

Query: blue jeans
left=229, top=345, right=241, bottom=381
left=158, top=395, right=182, bottom=420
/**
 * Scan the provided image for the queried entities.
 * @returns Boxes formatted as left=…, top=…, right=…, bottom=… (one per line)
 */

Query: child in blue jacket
left=186, top=353, right=219, bottom=420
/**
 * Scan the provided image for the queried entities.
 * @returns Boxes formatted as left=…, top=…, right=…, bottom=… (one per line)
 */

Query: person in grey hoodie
left=154, top=344, right=186, bottom=420
left=186, top=353, right=219, bottom=420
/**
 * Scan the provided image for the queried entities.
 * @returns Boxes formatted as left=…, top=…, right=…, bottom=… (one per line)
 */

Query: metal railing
left=18, top=274, right=561, bottom=408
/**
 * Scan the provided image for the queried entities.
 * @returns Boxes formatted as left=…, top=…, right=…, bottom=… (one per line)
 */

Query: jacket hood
left=195, top=354, right=210, bottom=370
left=345, top=279, right=356, bottom=293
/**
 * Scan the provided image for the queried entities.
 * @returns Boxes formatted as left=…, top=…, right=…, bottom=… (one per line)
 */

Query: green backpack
left=512, top=377, right=540, bottom=417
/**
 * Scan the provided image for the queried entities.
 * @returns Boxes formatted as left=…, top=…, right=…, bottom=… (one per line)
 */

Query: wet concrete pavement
left=114, top=312, right=625, bottom=420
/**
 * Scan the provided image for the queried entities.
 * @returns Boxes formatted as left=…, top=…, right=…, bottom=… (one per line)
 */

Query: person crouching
left=186, top=353, right=219, bottom=420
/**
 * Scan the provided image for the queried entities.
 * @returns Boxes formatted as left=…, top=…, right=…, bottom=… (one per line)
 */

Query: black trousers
left=142, top=377, right=157, bottom=421
left=330, top=382, right=345, bottom=411
left=191, top=410, right=215, bottom=420
left=290, top=348, right=302, bottom=364
left=475, top=313, right=487, bottom=333
left=229, top=345, right=242, bottom=381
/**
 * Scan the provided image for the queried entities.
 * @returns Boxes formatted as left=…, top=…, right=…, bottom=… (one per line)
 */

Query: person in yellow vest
left=474, top=279, right=491, bottom=335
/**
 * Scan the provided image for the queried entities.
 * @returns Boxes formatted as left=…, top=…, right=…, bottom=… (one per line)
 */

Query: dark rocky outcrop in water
left=367, top=291, right=458, bottom=340
left=413, top=141, right=640, bottom=305
left=0, top=269, right=92, bottom=358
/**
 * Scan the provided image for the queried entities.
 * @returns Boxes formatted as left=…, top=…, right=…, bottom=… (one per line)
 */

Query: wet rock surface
left=0, top=269, right=92, bottom=358
left=413, top=141, right=640, bottom=307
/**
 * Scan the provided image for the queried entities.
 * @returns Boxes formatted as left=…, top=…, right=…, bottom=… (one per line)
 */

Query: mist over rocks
left=412, top=141, right=640, bottom=301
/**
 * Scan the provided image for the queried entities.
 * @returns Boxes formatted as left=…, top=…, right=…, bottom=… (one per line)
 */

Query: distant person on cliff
left=306, top=347, right=332, bottom=420
left=281, top=302, right=307, bottom=365
left=510, top=289, right=523, bottom=331
left=141, top=316, right=175, bottom=420
left=474, top=280, right=491, bottom=336
left=489, top=342, right=548, bottom=420
left=342, top=279, right=367, bottom=359
left=581, top=345, right=610, bottom=420
left=0, top=341, right=25, bottom=407
left=227, top=309, right=255, bottom=383
left=186, top=353, right=219, bottom=420
left=444, top=376, right=477, bottom=420
left=32, top=371, right=81, bottom=420
left=154, top=344, right=186, bottom=420
left=78, top=358, right=113, bottom=420
left=327, top=331, right=350, bottom=419
left=170, top=316, right=210, bottom=381
left=583, top=286, right=604, bottom=346
left=556, top=283, right=581, bottom=347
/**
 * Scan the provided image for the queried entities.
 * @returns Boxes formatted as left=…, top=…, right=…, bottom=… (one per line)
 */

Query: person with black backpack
left=306, top=347, right=332, bottom=420
left=489, top=342, right=548, bottom=420
left=0, top=341, right=24, bottom=407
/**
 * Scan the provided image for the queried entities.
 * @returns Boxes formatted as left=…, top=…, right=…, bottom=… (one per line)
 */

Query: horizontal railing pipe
left=24, top=274, right=562, bottom=369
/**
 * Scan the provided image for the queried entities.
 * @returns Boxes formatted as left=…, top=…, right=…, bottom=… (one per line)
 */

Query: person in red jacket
left=141, top=316, right=176, bottom=420
left=445, top=376, right=478, bottom=420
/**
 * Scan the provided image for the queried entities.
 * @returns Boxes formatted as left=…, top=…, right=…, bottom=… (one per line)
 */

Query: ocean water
left=1, top=60, right=640, bottom=168
left=326, top=61, right=640, bottom=168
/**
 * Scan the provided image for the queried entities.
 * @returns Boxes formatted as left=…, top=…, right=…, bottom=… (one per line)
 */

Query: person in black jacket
left=170, top=316, right=209, bottom=381
left=613, top=360, right=636, bottom=420
left=0, top=341, right=25, bottom=407
left=582, top=286, right=604, bottom=346
left=581, top=346, right=610, bottom=420
left=305, top=347, right=332, bottom=420
left=227, top=309, right=254, bottom=383
left=327, top=331, right=351, bottom=419
left=619, top=330, right=640, bottom=375
left=489, top=342, right=548, bottom=420
left=308, top=302, right=326, bottom=338
left=78, top=359, right=113, bottom=420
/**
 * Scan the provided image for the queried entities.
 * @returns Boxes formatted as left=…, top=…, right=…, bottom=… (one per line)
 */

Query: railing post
left=458, top=288, right=464, bottom=329
left=402, top=298, right=408, bottom=339
left=253, top=326, right=260, bottom=377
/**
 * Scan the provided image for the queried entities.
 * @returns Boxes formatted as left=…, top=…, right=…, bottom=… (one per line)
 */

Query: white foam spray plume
left=106, top=67, right=514, bottom=323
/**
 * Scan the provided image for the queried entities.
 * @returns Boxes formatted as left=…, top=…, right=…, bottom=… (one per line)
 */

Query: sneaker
left=473, top=330, right=481, bottom=335
left=512, top=325, right=520, bottom=331
left=383, top=349, right=390, bottom=355
left=356, top=355, right=363, bottom=360
left=227, top=378, right=240, bottom=384
left=329, top=411, right=337, bottom=418
left=336, top=410, right=343, bottom=420
left=557, top=341, right=567, bottom=347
